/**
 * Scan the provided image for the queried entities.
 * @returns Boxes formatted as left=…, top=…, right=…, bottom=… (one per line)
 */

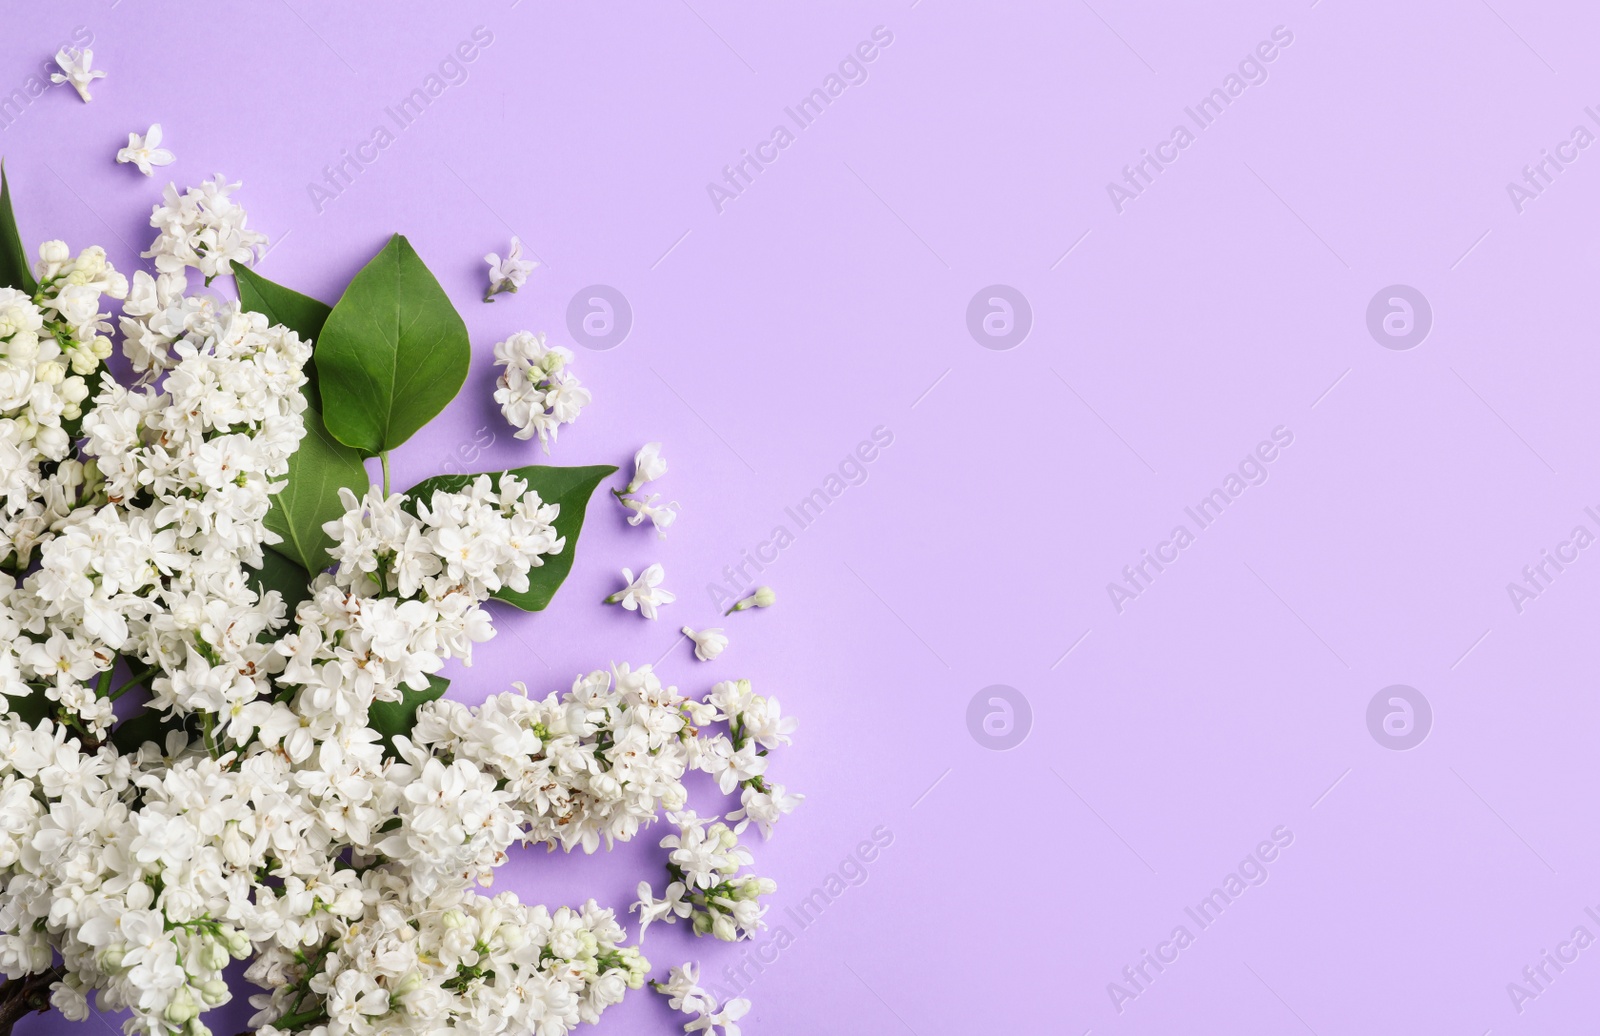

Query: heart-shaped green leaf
left=367, top=674, right=450, bottom=759
left=403, top=464, right=616, bottom=611
left=0, top=162, right=37, bottom=295
left=264, top=406, right=369, bottom=574
left=234, top=265, right=332, bottom=409
left=315, top=234, right=470, bottom=455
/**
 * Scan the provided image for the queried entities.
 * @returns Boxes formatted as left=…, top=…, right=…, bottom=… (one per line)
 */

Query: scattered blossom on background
left=654, top=963, right=752, bottom=1036
left=50, top=47, right=104, bottom=102
left=683, top=626, right=728, bottom=662
left=614, top=442, right=679, bottom=537
left=492, top=330, right=590, bottom=450
left=115, top=124, right=175, bottom=176
left=725, top=585, right=776, bottom=615
left=484, top=235, right=537, bottom=302
left=606, top=562, right=675, bottom=619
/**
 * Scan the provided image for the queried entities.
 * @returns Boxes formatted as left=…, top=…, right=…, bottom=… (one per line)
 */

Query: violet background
left=6, top=0, right=1600, bottom=1032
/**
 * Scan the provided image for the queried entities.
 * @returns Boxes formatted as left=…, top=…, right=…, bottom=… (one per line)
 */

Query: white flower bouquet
left=0, top=166, right=798, bottom=1036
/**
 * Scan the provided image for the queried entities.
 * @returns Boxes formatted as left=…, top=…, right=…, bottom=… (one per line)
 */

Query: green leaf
left=264, top=406, right=369, bottom=573
left=315, top=234, right=470, bottom=455
left=404, top=464, right=616, bottom=611
left=109, top=707, right=196, bottom=756
left=0, top=162, right=37, bottom=295
left=248, top=545, right=315, bottom=618
left=234, top=265, right=333, bottom=409
left=366, top=674, right=449, bottom=758
left=5, top=690, right=51, bottom=727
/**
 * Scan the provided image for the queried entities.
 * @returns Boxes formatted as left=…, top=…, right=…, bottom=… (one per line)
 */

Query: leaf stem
left=109, top=666, right=159, bottom=701
left=380, top=452, right=391, bottom=497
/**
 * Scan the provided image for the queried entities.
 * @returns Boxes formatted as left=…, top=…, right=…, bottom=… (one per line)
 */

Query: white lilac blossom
left=50, top=47, right=104, bottom=102
left=632, top=678, right=800, bottom=933
left=652, top=964, right=751, bottom=1036
left=0, top=242, right=128, bottom=567
left=707, top=679, right=803, bottom=840
left=605, top=563, right=675, bottom=619
left=483, top=236, right=536, bottom=302
left=625, top=442, right=668, bottom=493
left=724, top=585, right=775, bottom=615
left=633, top=812, right=776, bottom=943
left=492, top=330, right=590, bottom=451
left=0, top=185, right=801, bottom=1036
left=411, top=662, right=699, bottom=853
left=682, top=626, right=727, bottom=662
left=144, top=175, right=269, bottom=281
left=614, top=442, right=679, bottom=536
left=620, top=492, right=679, bottom=536
left=115, top=124, right=175, bottom=176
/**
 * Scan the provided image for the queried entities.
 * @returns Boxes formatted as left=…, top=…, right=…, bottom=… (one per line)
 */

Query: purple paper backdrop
left=7, top=0, right=1600, bottom=1032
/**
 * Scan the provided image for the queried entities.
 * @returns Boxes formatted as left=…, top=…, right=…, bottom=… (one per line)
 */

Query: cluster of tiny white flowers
left=117, top=269, right=215, bottom=378
left=491, top=331, right=590, bottom=451
left=632, top=811, right=776, bottom=944
left=10, top=294, right=311, bottom=733
left=0, top=241, right=129, bottom=556
left=631, top=679, right=798, bottom=945
left=144, top=175, right=268, bottom=281
left=247, top=879, right=647, bottom=1036
left=413, top=662, right=696, bottom=854
left=613, top=441, right=679, bottom=536
left=262, top=476, right=565, bottom=743
left=0, top=178, right=800, bottom=1036
left=652, top=962, right=751, bottom=1036
left=705, top=679, right=802, bottom=840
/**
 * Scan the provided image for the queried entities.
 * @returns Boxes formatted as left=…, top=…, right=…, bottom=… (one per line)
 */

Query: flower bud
left=164, top=988, right=199, bottom=1024
left=392, top=970, right=424, bottom=997
left=223, top=928, right=252, bottom=958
